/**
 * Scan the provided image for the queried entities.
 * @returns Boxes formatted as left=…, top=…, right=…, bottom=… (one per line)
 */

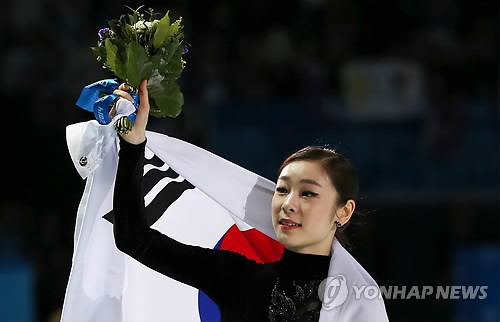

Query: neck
left=285, top=234, right=335, bottom=256
left=285, top=245, right=331, bottom=256
left=278, top=247, right=332, bottom=279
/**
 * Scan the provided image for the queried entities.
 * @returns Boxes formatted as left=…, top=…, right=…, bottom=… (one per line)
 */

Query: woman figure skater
left=112, top=80, right=388, bottom=321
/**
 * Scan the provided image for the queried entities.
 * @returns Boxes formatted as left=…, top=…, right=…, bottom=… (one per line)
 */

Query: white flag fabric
left=62, top=100, right=388, bottom=322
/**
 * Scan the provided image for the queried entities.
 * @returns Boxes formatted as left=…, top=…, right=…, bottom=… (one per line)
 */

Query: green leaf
left=105, top=38, right=127, bottom=80
left=90, top=46, right=101, bottom=57
left=149, top=99, right=161, bottom=115
left=127, top=41, right=153, bottom=88
left=151, top=81, right=184, bottom=117
left=166, top=18, right=182, bottom=40
left=91, top=45, right=107, bottom=65
left=125, top=24, right=137, bottom=42
left=126, top=41, right=146, bottom=88
left=153, top=11, right=170, bottom=49
left=157, top=41, right=183, bottom=81
left=156, top=42, right=177, bottom=74
left=146, top=76, right=165, bottom=98
left=109, top=38, right=129, bottom=69
left=146, top=68, right=168, bottom=97
left=141, top=61, right=154, bottom=83
left=151, top=55, right=161, bottom=73
left=165, top=41, right=181, bottom=61
left=105, top=39, right=118, bottom=71
left=108, top=19, right=126, bottom=40
left=119, top=14, right=128, bottom=27
left=109, top=38, right=128, bottom=51
left=118, top=17, right=133, bottom=43
left=128, top=14, right=136, bottom=25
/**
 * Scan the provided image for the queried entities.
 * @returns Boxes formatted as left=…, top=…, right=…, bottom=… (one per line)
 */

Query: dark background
left=1, top=0, right=498, bottom=321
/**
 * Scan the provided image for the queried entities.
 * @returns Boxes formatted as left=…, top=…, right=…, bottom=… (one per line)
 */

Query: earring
left=334, top=221, right=342, bottom=228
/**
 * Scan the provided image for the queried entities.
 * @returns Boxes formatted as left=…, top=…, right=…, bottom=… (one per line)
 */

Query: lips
left=279, top=218, right=302, bottom=227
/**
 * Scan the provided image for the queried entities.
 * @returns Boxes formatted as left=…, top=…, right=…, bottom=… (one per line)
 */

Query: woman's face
left=272, top=160, right=338, bottom=255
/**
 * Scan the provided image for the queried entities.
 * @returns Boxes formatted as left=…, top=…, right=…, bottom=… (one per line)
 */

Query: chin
left=276, top=233, right=300, bottom=248
left=274, top=230, right=288, bottom=244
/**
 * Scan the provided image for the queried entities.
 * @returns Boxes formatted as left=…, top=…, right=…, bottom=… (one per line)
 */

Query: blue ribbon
left=76, top=79, right=139, bottom=125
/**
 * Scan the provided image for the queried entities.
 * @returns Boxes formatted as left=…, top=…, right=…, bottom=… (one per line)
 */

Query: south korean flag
left=62, top=119, right=283, bottom=322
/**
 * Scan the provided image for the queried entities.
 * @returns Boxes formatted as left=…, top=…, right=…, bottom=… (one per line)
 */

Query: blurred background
left=1, top=0, right=498, bottom=321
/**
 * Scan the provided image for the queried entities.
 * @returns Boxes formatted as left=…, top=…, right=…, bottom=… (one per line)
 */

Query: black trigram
left=103, top=152, right=195, bottom=226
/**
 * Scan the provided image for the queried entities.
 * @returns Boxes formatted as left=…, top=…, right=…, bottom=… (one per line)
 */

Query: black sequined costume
left=114, top=138, right=331, bottom=321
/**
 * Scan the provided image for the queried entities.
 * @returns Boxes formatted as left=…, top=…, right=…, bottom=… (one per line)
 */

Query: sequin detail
left=268, top=277, right=323, bottom=321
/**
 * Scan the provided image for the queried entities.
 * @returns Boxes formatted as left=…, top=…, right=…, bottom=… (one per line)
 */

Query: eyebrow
left=278, top=176, right=322, bottom=187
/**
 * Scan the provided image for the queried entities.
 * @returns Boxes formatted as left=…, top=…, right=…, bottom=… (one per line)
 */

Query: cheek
left=271, top=195, right=281, bottom=219
left=304, top=203, right=334, bottom=228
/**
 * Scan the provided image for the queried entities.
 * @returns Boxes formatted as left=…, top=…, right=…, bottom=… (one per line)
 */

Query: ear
left=335, top=200, right=356, bottom=226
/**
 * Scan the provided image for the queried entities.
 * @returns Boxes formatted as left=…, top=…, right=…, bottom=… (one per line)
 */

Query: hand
left=113, top=83, right=135, bottom=104
left=109, top=83, right=134, bottom=120
left=114, top=80, right=150, bottom=145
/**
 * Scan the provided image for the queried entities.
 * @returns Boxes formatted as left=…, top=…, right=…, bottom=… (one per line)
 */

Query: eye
left=276, top=187, right=288, bottom=194
left=302, top=191, right=318, bottom=197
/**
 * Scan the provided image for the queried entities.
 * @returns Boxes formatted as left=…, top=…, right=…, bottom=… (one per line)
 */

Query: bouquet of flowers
left=91, top=6, right=188, bottom=118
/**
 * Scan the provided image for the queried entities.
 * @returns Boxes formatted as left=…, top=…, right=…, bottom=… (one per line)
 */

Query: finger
left=119, top=83, right=130, bottom=91
left=113, top=89, right=135, bottom=103
left=139, top=80, right=149, bottom=106
left=136, top=80, right=150, bottom=125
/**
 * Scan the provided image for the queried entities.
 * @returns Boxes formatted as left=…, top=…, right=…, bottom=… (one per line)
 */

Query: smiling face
left=272, top=160, right=339, bottom=255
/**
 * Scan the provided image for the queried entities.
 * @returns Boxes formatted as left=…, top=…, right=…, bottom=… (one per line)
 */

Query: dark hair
left=278, top=146, right=360, bottom=251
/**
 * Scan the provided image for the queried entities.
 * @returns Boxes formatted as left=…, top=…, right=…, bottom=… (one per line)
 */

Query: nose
left=282, top=194, right=297, bottom=214
left=283, top=204, right=295, bottom=213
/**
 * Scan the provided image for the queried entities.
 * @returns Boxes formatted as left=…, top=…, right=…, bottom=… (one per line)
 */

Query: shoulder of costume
left=331, top=238, right=381, bottom=287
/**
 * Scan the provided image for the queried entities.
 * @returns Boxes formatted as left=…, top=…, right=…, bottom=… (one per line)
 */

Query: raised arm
left=112, top=80, right=260, bottom=306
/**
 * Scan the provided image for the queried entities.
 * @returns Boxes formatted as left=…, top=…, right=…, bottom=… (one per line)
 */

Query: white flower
left=134, top=20, right=160, bottom=33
